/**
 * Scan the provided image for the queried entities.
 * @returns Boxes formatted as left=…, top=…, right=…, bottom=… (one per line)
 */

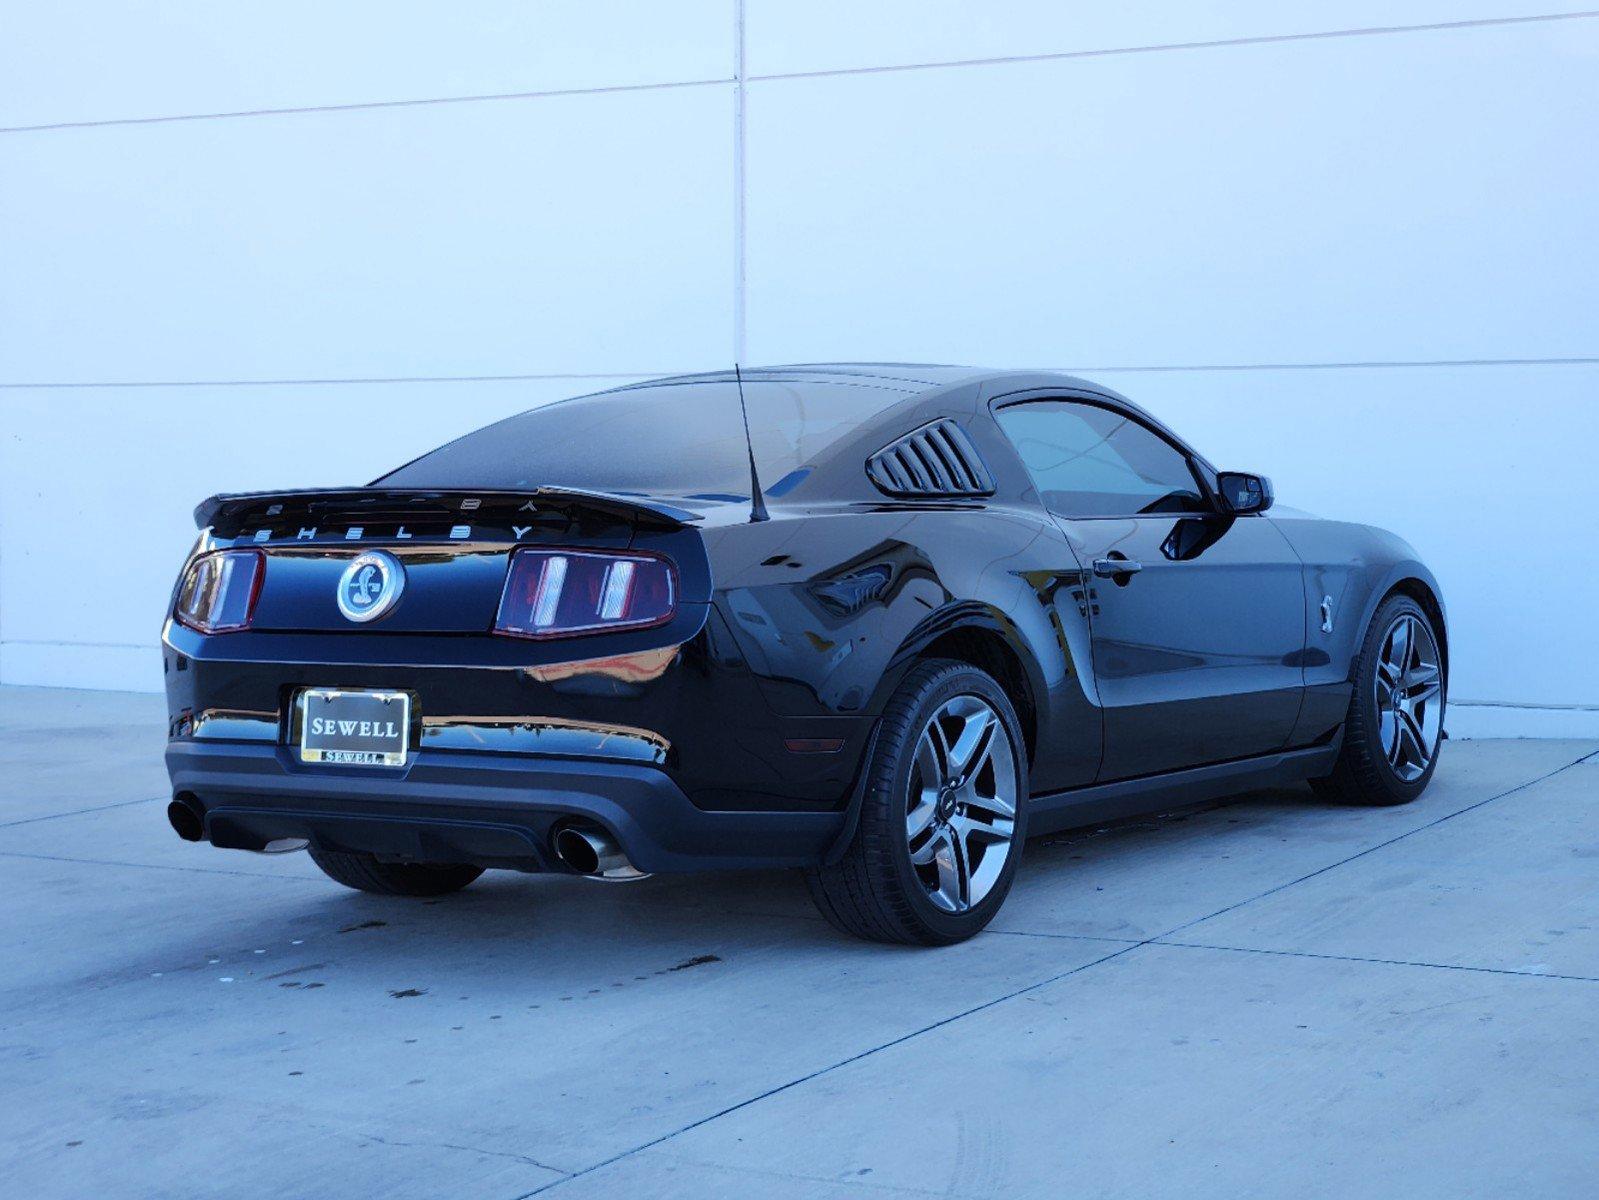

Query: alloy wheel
left=1374, top=614, right=1443, bottom=782
left=905, top=694, right=1018, bottom=912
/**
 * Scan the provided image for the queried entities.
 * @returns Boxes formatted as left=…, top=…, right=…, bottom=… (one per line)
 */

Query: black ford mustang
left=162, top=365, right=1447, bottom=944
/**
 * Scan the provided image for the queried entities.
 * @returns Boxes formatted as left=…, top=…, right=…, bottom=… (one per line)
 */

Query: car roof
left=605, top=363, right=971, bottom=393
left=607, top=363, right=1118, bottom=399
left=594, top=363, right=1177, bottom=449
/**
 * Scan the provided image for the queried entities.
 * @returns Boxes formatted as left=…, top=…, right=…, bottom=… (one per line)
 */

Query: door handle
left=1092, top=557, right=1143, bottom=578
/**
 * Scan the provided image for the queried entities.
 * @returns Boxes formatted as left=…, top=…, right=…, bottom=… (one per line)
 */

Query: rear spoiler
left=194, top=486, right=700, bottom=533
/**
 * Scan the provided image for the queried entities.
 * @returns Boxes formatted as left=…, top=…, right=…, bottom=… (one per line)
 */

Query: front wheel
left=1311, top=594, right=1445, bottom=806
left=805, top=659, right=1028, bottom=945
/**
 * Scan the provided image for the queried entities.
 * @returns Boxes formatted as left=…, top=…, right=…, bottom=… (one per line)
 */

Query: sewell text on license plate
left=299, top=688, right=411, bottom=766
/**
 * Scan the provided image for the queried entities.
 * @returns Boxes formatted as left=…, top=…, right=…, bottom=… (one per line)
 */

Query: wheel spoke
left=909, top=824, right=943, bottom=867
left=924, top=717, right=954, bottom=781
left=907, top=729, right=942, bottom=844
left=931, top=830, right=968, bottom=912
left=957, top=812, right=1014, bottom=844
left=913, top=727, right=942, bottom=788
left=1396, top=708, right=1428, bottom=771
left=948, top=708, right=997, bottom=781
left=1406, top=681, right=1442, bottom=709
left=1403, top=662, right=1440, bottom=691
left=1389, top=618, right=1413, bottom=673
left=964, top=787, right=1016, bottom=821
left=906, top=789, right=939, bottom=844
left=1383, top=709, right=1404, bottom=766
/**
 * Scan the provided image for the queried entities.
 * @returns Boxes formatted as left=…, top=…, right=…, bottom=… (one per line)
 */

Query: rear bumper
left=165, top=741, right=842, bottom=874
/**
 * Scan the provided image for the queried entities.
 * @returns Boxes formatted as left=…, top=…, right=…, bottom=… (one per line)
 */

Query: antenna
left=734, top=363, right=770, bottom=523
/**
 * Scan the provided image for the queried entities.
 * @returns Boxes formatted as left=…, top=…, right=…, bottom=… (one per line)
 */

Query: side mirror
left=1216, top=471, right=1274, bottom=514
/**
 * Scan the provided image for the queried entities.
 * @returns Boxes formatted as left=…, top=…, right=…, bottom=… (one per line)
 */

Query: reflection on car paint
left=189, top=708, right=279, bottom=741
left=523, top=645, right=679, bottom=686
left=420, top=716, right=669, bottom=765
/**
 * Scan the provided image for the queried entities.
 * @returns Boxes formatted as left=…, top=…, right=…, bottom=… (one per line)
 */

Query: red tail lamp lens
left=174, top=550, right=264, bottom=633
left=495, top=549, right=676, bottom=639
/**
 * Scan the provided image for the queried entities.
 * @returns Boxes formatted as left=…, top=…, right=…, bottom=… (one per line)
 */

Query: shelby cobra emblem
left=335, top=550, right=405, bottom=623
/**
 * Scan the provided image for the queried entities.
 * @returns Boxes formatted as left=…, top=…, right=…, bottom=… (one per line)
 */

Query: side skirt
left=1028, top=741, right=1341, bottom=838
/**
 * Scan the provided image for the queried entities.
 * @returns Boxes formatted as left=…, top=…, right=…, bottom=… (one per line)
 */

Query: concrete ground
left=2, top=686, right=1596, bottom=1200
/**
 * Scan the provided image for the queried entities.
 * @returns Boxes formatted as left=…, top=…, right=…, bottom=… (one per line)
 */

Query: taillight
left=494, top=549, right=676, bottom=639
left=174, top=550, right=263, bottom=633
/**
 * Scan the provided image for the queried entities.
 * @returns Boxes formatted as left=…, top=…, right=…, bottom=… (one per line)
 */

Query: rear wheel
left=805, top=660, right=1028, bottom=945
left=1311, top=594, right=1445, bottom=806
left=308, top=849, right=483, bottom=897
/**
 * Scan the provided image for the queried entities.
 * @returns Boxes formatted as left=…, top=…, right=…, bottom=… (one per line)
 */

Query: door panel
left=1064, top=513, right=1306, bottom=779
left=993, top=394, right=1308, bottom=781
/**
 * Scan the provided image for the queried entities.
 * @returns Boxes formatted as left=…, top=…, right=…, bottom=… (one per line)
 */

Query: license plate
left=299, top=689, right=411, bottom=766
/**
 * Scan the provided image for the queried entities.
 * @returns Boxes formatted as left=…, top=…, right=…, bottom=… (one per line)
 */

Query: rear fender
left=869, top=601, right=1048, bottom=732
left=708, top=506, right=1099, bottom=796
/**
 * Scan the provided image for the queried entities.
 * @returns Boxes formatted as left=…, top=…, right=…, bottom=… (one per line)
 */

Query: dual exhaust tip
left=167, top=797, right=206, bottom=842
left=552, top=823, right=648, bottom=881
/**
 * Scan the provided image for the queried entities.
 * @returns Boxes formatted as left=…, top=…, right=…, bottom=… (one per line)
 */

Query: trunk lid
left=194, top=487, right=708, bottom=635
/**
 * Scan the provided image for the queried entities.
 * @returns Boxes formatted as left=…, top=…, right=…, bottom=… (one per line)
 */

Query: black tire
left=308, top=849, right=484, bottom=897
left=1310, top=594, right=1445, bottom=807
left=804, top=659, right=1029, bottom=946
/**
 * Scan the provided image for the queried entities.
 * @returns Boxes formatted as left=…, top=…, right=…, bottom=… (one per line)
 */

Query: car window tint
left=376, top=381, right=874, bottom=500
left=995, top=401, right=1207, bottom=517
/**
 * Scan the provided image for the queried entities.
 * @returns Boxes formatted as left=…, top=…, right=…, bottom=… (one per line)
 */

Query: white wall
left=2, top=3, right=1596, bottom=735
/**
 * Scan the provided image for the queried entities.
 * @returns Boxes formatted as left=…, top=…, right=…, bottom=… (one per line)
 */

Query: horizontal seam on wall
left=1452, top=700, right=1599, bottom=713
left=5, top=10, right=1596, bottom=135
left=0, top=76, right=734, bottom=135
left=749, top=10, right=1599, bottom=83
left=0, top=372, right=679, bottom=389
left=1062, top=357, right=1599, bottom=373
left=4, top=358, right=1598, bottom=389
left=2, top=639, right=155, bottom=650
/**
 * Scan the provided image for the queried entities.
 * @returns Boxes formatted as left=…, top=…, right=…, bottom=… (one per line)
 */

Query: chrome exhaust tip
left=552, top=824, right=649, bottom=881
left=258, top=838, right=310, bottom=855
left=167, top=797, right=205, bottom=842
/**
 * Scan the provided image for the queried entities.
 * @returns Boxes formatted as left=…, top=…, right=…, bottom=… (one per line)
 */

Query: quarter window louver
left=867, top=420, right=995, bottom=498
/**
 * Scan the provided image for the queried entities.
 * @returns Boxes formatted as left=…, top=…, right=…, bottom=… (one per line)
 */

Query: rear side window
left=994, top=400, right=1207, bottom=517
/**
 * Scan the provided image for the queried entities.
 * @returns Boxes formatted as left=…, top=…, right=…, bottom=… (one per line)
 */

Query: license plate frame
left=298, top=688, right=412, bottom=767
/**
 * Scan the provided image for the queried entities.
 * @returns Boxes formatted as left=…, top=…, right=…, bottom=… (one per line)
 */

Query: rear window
left=377, top=381, right=889, bottom=500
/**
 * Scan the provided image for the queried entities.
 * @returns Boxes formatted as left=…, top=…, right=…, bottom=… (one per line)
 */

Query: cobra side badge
left=337, top=550, right=406, bottom=623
